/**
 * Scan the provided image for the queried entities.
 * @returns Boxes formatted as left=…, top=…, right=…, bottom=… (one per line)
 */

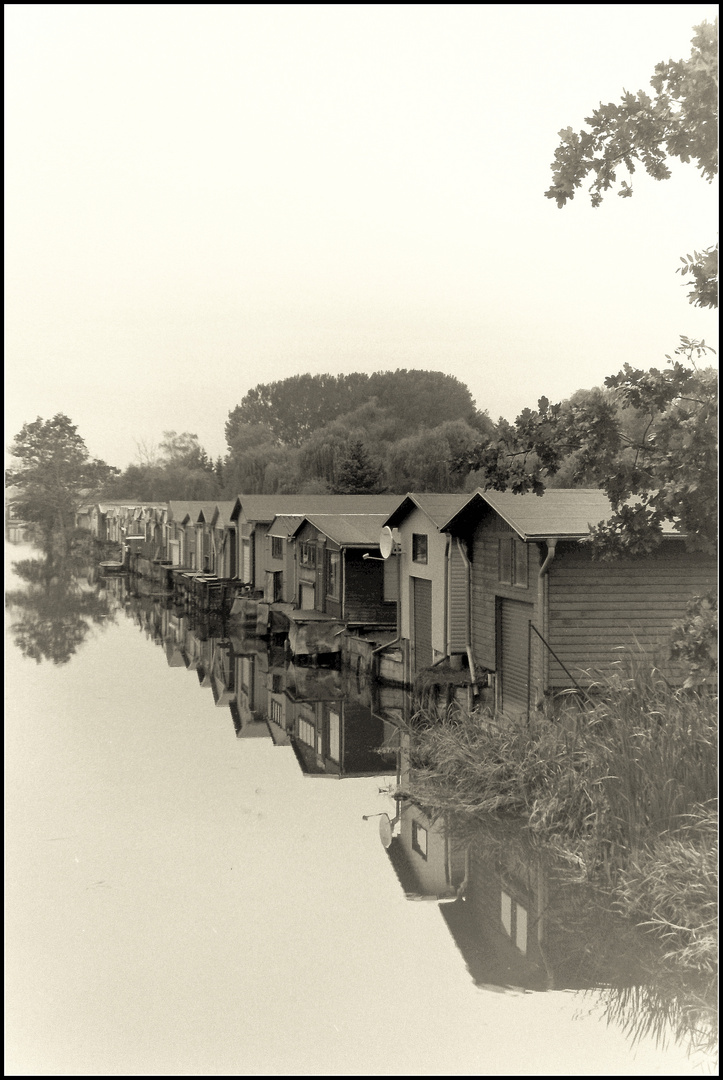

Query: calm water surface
left=4, top=543, right=714, bottom=1076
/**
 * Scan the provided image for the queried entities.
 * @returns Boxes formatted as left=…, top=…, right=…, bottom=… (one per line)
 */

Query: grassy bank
left=400, top=657, right=717, bottom=978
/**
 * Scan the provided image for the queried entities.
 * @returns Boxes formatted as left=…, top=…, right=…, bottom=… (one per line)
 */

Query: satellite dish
left=379, top=526, right=395, bottom=560
left=379, top=814, right=393, bottom=848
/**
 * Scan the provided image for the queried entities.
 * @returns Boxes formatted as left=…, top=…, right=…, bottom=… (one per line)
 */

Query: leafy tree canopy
left=452, top=338, right=717, bottom=556
left=545, top=18, right=718, bottom=308
left=226, top=369, right=481, bottom=448
left=388, top=419, right=485, bottom=493
left=158, top=431, right=214, bottom=471
left=333, top=439, right=383, bottom=494
left=104, top=431, right=218, bottom=501
left=7, top=414, right=118, bottom=538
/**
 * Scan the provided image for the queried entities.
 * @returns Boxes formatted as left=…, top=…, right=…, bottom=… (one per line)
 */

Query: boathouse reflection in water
left=9, top=551, right=714, bottom=1065
left=111, top=572, right=400, bottom=779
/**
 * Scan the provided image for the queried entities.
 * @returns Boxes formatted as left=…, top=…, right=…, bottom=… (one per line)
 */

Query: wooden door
left=497, top=598, right=533, bottom=717
left=412, top=577, right=433, bottom=671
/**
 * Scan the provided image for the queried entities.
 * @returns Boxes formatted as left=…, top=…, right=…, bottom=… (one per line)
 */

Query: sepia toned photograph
left=5, top=5, right=717, bottom=1076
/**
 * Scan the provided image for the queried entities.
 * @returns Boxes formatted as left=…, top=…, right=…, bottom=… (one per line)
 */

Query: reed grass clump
left=615, top=803, right=718, bottom=973
left=403, top=655, right=717, bottom=971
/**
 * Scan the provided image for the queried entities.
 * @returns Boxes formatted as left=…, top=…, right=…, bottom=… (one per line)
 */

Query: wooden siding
left=344, top=552, right=396, bottom=625
left=470, top=522, right=541, bottom=671
left=448, top=540, right=468, bottom=652
left=293, top=523, right=329, bottom=614
left=498, top=598, right=534, bottom=716
left=546, top=543, right=717, bottom=687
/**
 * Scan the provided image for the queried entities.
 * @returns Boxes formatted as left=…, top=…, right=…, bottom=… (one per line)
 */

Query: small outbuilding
left=381, top=493, right=472, bottom=677
left=290, top=513, right=397, bottom=627
left=443, top=488, right=717, bottom=716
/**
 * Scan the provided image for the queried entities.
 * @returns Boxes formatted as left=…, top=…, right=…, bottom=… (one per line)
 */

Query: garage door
left=497, top=599, right=533, bottom=717
left=413, top=577, right=433, bottom=672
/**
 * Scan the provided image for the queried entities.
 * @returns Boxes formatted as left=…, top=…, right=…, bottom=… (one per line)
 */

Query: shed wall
left=470, top=515, right=541, bottom=673
left=546, top=543, right=717, bottom=686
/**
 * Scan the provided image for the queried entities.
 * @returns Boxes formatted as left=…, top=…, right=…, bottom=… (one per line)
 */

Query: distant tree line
left=222, top=369, right=496, bottom=496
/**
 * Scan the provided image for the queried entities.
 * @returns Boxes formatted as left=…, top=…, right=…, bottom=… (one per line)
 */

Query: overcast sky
left=5, top=3, right=718, bottom=470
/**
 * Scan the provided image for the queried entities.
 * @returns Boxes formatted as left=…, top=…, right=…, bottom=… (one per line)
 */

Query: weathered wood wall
left=546, top=542, right=717, bottom=686
left=470, top=513, right=542, bottom=675
left=344, top=552, right=395, bottom=625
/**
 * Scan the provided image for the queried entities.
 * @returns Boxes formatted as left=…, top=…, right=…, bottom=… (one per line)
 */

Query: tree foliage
left=222, top=371, right=493, bottom=495
left=545, top=18, right=718, bottom=309
left=333, top=439, right=383, bottom=494
left=226, top=369, right=481, bottom=449
left=105, top=431, right=218, bottom=501
left=452, top=338, right=717, bottom=557
left=7, top=414, right=118, bottom=539
left=670, top=588, right=718, bottom=688
left=387, top=419, right=485, bottom=493
left=158, top=431, right=214, bottom=471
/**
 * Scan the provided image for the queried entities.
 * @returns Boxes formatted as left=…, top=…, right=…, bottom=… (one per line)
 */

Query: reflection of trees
left=6, top=549, right=116, bottom=665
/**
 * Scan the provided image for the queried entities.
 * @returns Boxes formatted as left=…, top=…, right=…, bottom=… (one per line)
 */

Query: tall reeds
left=402, top=652, right=717, bottom=973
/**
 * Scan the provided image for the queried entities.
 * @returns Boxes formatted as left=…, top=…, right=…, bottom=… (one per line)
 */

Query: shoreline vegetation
left=399, top=652, right=717, bottom=1060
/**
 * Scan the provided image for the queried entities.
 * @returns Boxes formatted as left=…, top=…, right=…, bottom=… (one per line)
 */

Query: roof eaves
left=383, top=494, right=426, bottom=528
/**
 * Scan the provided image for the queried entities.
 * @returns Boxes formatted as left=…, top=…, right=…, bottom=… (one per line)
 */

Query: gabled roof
left=442, top=488, right=682, bottom=540
left=210, top=501, right=236, bottom=528
left=231, top=494, right=402, bottom=523
left=292, top=513, right=389, bottom=547
left=383, top=493, right=470, bottom=530
left=196, top=502, right=231, bottom=524
left=268, top=514, right=305, bottom=538
left=167, top=501, right=219, bottom=524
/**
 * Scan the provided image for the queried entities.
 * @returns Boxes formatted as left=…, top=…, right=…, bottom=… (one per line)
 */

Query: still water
left=5, top=542, right=714, bottom=1076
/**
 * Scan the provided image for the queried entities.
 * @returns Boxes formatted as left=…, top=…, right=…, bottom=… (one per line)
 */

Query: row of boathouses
left=82, top=488, right=716, bottom=716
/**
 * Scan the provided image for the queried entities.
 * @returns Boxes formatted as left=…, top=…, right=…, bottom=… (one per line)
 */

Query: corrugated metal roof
left=384, top=493, right=470, bottom=529
left=443, top=488, right=682, bottom=539
left=298, top=514, right=390, bottom=546
left=233, top=494, right=402, bottom=522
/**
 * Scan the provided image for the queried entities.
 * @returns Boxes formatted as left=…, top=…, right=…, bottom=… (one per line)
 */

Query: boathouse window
left=412, top=533, right=428, bottom=564
left=498, top=537, right=513, bottom=582
left=499, top=537, right=528, bottom=588
left=271, top=535, right=284, bottom=560
left=299, top=541, right=316, bottom=568
left=514, top=540, right=528, bottom=588
left=411, top=820, right=428, bottom=859
left=326, top=551, right=340, bottom=599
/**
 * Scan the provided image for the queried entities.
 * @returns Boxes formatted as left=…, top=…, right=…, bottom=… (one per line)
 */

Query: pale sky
left=5, top=3, right=718, bottom=470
